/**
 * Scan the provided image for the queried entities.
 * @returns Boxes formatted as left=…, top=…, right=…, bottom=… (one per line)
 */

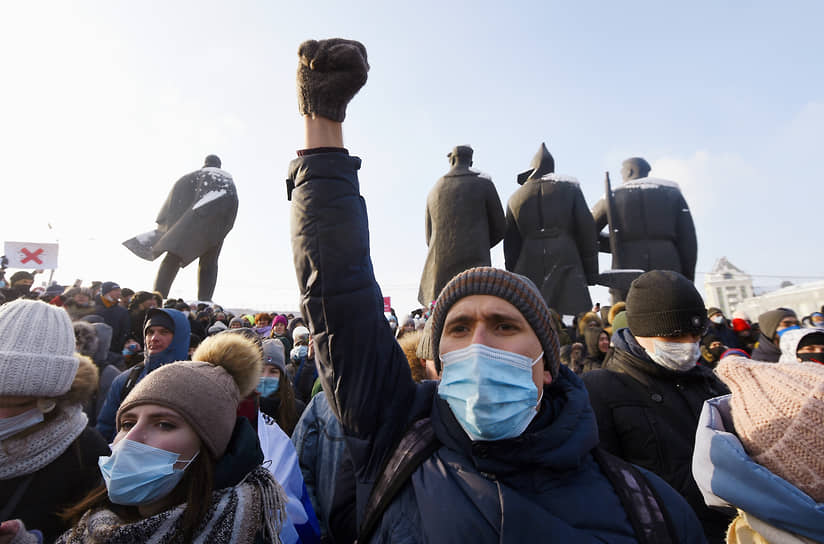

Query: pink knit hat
left=716, top=359, right=824, bottom=502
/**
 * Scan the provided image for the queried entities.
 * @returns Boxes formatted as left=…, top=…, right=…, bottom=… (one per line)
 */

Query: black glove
left=297, top=38, right=369, bottom=122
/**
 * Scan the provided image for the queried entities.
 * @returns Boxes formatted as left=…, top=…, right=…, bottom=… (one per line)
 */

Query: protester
left=0, top=300, right=108, bottom=543
left=49, top=331, right=287, bottom=543
left=693, top=359, right=824, bottom=543
left=730, top=318, right=755, bottom=354
left=778, top=328, right=824, bottom=365
left=62, top=288, right=96, bottom=322
left=270, top=315, right=293, bottom=354
left=581, top=327, right=609, bottom=373
left=0, top=271, right=37, bottom=303
left=700, top=333, right=725, bottom=368
left=751, top=308, right=799, bottom=362
left=93, top=282, right=131, bottom=353
left=96, top=308, right=190, bottom=441
left=706, top=307, right=738, bottom=349
left=286, top=38, right=704, bottom=542
left=583, top=270, right=731, bottom=542
left=259, top=339, right=306, bottom=436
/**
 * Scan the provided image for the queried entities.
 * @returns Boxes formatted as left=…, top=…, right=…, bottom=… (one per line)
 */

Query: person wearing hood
left=0, top=271, right=37, bottom=303
left=706, top=308, right=738, bottom=349
left=504, top=143, right=598, bottom=315
left=692, top=359, right=824, bottom=543
left=778, top=328, right=824, bottom=365
left=751, top=308, right=799, bottom=362
left=286, top=39, right=704, bottom=543
left=699, top=333, right=726, bottom=369
left=581, top=327, right=610, bottom=373
left=0, top=300, right=109, bottom=544
left=95, top=308, right=190, bottom=442
left=62, top=287, right=96, bottom=322
left=583, top=270, right=731, bottom=542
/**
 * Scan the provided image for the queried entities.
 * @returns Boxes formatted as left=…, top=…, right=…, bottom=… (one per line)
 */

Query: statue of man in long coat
left=504, top=143, right=598, bottom=315
left=591, top=157, right=697, bottom=301
left=124, top=154, right=238, bottom=301
left=418, top=146, right=506, bottom=306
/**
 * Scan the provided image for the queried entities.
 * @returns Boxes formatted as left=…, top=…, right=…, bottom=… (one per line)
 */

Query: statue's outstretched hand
left=297, top=38, right=369, bottom=122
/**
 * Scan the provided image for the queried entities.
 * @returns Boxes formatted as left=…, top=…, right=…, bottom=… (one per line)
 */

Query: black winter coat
left=592, top=177, right=697, bottom=281
left=1, top=427, right=108, bottom=544
left=750, top=332, right=782, bottom=362
left=504, top=175, right=598, bottom=315
left=93, top=296, right=130, bottom=352
left=582, top=329, right=731, bottom=543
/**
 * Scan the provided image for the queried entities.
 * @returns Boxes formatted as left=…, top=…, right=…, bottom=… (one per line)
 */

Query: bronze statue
left=123, top=155, right=238, bottom=301
left=504, top=143, right=598, bottom=314
left=591, top=157, right=697, bottom=301
left=418, top=146, right=506, bottom=306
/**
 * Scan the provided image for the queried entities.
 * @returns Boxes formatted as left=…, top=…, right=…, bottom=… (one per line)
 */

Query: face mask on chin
left=647, top=339, right=700, bottom=372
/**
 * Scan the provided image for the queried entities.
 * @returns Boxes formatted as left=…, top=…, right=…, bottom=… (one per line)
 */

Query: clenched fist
left=297, top=38, right=369, bottom=122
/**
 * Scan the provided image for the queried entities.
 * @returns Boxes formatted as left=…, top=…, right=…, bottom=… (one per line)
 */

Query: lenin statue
left=418, top=145, right=506, bottom=306
left=124, top=155, right=238, bottom=301
left=504, top=143, right=598, bottom=315
left=591, top=157, right=697, bottom=301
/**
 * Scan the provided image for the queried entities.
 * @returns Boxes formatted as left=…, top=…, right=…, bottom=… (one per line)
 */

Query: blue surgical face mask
left=98, top=439, right=198, bottom=505
left=257, top=376, right=280, bottom=397
left=438, top=344, right=543, bottom=442
left=777, top=325, right=801, bottom=337
left=0, top=407, right=44, bottom=441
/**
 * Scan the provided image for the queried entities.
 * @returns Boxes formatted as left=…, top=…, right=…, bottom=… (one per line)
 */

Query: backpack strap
left=357, top=417, right=440, bottom=543
left=119, top=362, right=145, bottom=402
left=592, top=448, right=676, bottom=544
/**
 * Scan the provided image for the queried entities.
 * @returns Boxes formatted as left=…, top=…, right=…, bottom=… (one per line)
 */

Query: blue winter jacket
left=95, top=308, right=191, bottom=441
left=288, top=151, right=706, bottom=543
left=693, top=393, right=824, bottom=542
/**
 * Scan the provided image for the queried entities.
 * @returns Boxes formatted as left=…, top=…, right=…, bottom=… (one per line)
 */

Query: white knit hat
left=0, top=299, right=79, bottom=397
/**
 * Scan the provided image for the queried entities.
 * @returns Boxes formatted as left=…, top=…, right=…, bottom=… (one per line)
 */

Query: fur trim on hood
left=608, top=302, right=626, bottom=326
left=578, top=311, right=603, bottom=337
left=57, top=355, right=98, bottom=407
left=399, top=330, right=425, bottom=383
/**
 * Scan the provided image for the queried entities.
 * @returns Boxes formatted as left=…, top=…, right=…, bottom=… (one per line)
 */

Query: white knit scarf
left=56, top=466, right=286, bottom=544
left=0, top=403, right=88, bottom=480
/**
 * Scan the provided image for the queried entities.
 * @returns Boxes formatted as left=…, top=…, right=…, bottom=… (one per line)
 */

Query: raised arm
left=288, top=39, right=422, bottom=483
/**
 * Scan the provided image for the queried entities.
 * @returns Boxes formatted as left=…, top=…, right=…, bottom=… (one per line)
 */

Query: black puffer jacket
left=583, top=328, right=731, bottom=543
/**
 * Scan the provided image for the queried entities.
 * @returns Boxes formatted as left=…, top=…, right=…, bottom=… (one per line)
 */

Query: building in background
left=735, top=280, right=824, bottom=321
left=703, top=257, right=754, bottom=317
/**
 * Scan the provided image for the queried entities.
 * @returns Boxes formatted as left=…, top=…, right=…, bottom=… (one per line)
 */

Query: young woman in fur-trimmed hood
left=0, top=299, right=109, bottom=544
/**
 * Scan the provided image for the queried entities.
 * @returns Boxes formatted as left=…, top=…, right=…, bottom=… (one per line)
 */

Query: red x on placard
left=20, top=248, right=44, bottom=265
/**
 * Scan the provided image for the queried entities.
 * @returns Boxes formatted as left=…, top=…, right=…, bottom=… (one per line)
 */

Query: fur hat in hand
left=117, top=333, right=262, bottom=458
left=716, top=359, right=824, bottom=502
left=0, top=299, right=79, bottom=397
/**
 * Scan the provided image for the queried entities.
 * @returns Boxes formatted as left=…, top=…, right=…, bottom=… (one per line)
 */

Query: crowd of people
left=2, top=37, right=824, bottom=544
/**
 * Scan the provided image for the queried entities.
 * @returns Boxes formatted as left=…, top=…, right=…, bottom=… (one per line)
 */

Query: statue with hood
left=591, top=157, right=697, bottom=301
left=418, top=145, right=506, bottom=306
left=123, top=155, right=238, bottom=302
left=504, top=143, right=598, bottom=315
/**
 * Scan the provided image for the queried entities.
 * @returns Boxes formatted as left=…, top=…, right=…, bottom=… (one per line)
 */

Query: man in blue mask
left=583, top=270, right=731, bottom=543
left=287, top=38, right=705, bottom=543
left=750, top=308, right=799, bottom=362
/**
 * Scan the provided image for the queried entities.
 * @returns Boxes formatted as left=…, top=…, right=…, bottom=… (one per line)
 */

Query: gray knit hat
left=430, top=267, right=560, bottom=376
left=262, top=338, right=287, bottom=376
left=0, top=299, right=79, bottom=397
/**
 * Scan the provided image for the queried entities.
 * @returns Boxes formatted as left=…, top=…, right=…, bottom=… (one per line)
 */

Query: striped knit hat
left=430, top=267, right=560, bottom=376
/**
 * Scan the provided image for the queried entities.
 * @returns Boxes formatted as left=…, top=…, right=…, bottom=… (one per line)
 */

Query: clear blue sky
left=2, top=1, right=822, bottom=315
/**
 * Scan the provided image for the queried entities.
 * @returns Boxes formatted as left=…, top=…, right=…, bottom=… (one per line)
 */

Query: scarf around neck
left=0, top=403, right=88, bottom=480
left=57, top=466, right=286, bottom=544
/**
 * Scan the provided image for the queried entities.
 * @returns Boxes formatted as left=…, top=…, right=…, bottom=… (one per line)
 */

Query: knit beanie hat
left=731, top=318, right=751, bottom=333
left=292, top=326, right=310, bottom=344
left=430, top=267, right=560, bottom=376
left=143, top=308, right=175, bottom=336
left=715, top=359, right=824, bottom=502
left=626, top=270, right=706, bottom=337
left=274, top=315, right=288, bottom=327
left=208, top=321, right=228, bottom=335
left=262, top=339, right=287, bottom=376
left=758, top=309, right=798, bottom=340
left=798, top=332, right=824, bottom=350
left=101, top=281, right=120, bottom=296
left=0, top=299, right=79, bottom=397
left=117, top=333, right=262, bottom=458
left=229, top=317, right=247, bottom=328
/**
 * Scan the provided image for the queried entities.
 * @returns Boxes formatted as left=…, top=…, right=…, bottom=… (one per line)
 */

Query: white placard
left=4, top=241, right=59, bottom=269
